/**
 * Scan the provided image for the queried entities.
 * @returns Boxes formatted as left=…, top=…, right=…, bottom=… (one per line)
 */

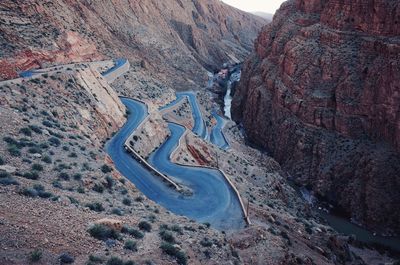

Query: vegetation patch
left=124, top=240, right=137, bottom=251
left=160, top=242, right=187, bottom=265
left=138, top=221, right=152, bottom=232
left=29, top=249, right=42, bottom=262
left=86, top=202, right=105, bottom=212
left=121, top=225, right=144, bottom=239
left=88, top=224, right=120, bottom=241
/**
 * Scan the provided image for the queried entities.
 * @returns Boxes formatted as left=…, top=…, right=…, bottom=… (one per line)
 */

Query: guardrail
left=102, top=59, right=130, bottom=83
left=123, top=143, right=181, bottom=191
left=121, top=97, right=182, bottom=191
left=170, top=126, right=251, bottom=225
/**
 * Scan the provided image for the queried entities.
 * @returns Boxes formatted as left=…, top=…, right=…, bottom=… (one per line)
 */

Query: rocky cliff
left=0, top=0, right=266, bottom=88
left=232, top=0, right=400, bottom=235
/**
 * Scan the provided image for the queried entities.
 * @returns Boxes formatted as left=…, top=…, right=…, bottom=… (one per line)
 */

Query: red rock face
left=232, top=0, right=400, bottom=235
left=0, top=32, right=102, bottom=79
left=0, top=0, right=266, bottom=84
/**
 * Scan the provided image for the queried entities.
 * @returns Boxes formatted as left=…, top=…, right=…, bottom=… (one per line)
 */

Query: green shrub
left=77, top=186, right=85, bottom=193
left=105, top=176, right=114, bottom=188
left=135, top=196, right=144, bottom=202
left=124, top=240, right=137, bottom=251
left=175, top=251, right=188, bottom=265
left=21, top=188, right=38, bottom=197
left=39, top=143, right=49, bottom=149
left=38, top=191, right=52, bottom=198
left=29, top=249, right=42, bottom=262
left=59, top=172, right=70, bottom=180
left=42, top=120, right=53, bottom=128
left=52, top=180, right=63, bottom=189
left=200, top=237, right=213, bottom=247
left=22, top=158, right=32, bottom=164
left=160, top=243, right=187, bottom=265
left=88, top=255, right=104, bottom=264
left=3, top=136, right=15, bottom=144
left=33, top=184, right=44, bottom=191
left=25, top=185, right=52, bottom=198
left=8, top=146, right=21, bottom=157
left=23, top=171, right=39, bottom=180
left=106, top=257, right=123, bottom=265
left=121, top=226, right=144, bottom=239
left=32, top=164, right=44, bottom=171
left=48, top=137, right=61, bottom=147
left=0, top=177, right=19, bottom=186
left=92, top=183, right=104, bottom=193
left=86, top=202, right=104, bottom=212
left=73, top=173, right=82, bottom=180
left=68, top=196, right=79, bottom=205
left=88, top=224, right=120, bottom=241
left=171, top=225, right=183, bottom=234
left=105, top=257, right=135, bottom=265
left=20, top=127, right=32, bottom=136
left=122, top=197, right=131, bottom=206
left=29, top=125, right=43, bottom=134
left=0, top=170, right=10, bottom=178
left=111, top=208, right=123, bottom=216
left=28, top=146, right=42, bottom=154
left=159, top=230, right=175, bottom=243
left=101, top=164, right=112, bottom=173
left=42, top=155, right=52, bottom=164
left=0, top=156, right=4, bottom=165
left=138, top=221, right=152, bottom=232
left=69, top=152, right=77, bottom=158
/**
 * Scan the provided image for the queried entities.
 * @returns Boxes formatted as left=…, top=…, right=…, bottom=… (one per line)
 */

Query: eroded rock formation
left=0, top=0, right=266, bottom=87
left=232, top=0, right=400, bottom=235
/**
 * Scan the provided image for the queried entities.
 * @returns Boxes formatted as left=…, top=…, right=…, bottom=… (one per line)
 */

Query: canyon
left=232, top=0, right=400, bottom=235
left=0, top=0, right=265, bottom=88
left=0, top=0, right=399, bottom=264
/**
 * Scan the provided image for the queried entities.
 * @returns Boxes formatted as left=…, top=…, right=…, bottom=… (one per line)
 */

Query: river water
left=299, top=188, right=400, bottom=252
left=223, top=69, right=241, bottom=119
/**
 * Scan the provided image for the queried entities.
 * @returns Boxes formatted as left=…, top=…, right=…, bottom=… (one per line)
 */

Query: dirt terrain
left=0, top=0, right=399, bottom=264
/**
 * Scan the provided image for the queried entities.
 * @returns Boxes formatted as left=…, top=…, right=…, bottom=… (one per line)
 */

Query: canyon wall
left=232, top=0, right=400, bottom=235
left=0, top=0, right=266, bottom=88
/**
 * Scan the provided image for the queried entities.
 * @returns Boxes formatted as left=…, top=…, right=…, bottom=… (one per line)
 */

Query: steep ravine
left=232, top=0, right=400, bottom=235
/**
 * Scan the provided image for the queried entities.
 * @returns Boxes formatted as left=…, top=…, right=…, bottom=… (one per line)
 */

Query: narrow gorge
left=1, top=0, right=399, bottom=264
left=232, top=0, right=400, bottom=236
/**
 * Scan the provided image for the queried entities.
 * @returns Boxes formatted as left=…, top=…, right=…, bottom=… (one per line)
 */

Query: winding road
left=106, top=98, right=245, bottom=230
left=101, top=59, right=244, bottom=229
left=160, top=91, right=229, bottom=149
left=210, top=112, right=230, bottom=150
left=15, top=58, right=242, bottom=229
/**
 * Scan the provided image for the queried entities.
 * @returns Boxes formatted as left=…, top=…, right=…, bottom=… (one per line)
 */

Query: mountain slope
left=0, top=0, right=266, bottom=89
left=252, top=11, right=274, bottom=21
left=232, top=0, right=400, bottom=235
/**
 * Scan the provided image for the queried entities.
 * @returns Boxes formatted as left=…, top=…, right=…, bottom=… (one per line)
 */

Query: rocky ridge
left=0, top=0, right=266, bottom=90
left=232, top=0, right=400, bottom=235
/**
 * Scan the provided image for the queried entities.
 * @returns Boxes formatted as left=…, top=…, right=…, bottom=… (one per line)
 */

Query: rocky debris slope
left=232, top=0, right=400, bottom=235
left=0, top=68, right=242, bottom=265
left=0, top=0, right=266, bottom=89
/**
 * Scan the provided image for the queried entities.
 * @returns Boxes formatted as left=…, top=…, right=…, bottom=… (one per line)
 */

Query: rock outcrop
left=232, top=0, right=400, bottom=235
left=0, top=0, right=266, bottom=87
